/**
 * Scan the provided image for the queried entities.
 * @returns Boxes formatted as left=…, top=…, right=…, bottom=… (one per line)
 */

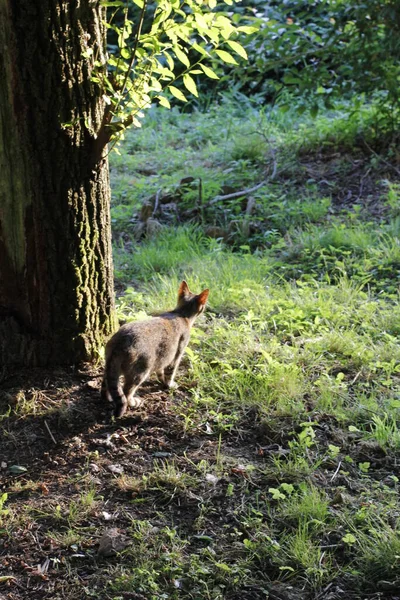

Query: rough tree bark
left=0, top=0, right=117, bottom=366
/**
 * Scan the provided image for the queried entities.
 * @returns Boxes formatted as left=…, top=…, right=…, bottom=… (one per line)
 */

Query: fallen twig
left=330, top=460, right=342, bottom=482
left=44, top=420, right=57, bottom=445
left=152, top=189, right=162, bottom=217
left=203, top=180, right=267, bottom=208
left=362, top=138, right=400, bottom=178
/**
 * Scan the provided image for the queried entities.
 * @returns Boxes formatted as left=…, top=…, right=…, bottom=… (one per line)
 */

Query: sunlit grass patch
left=115, top=460, right=200, bottom=502
left=342, top=516, right=400, bottom=584
left=106, top=97, right=400, bottom=599
left=279, top=483, right=330, bottom=525
left=365, top=413, right=400, bottom=450
left=280, top=521, right=336, bottom=587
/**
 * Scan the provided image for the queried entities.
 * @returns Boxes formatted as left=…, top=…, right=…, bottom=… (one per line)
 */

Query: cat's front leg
left=157, top=369, right=167, bottom=384
left=167, top=379, right=179, bottom=390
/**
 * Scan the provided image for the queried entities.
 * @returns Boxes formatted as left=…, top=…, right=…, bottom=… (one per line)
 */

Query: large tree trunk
left=0, top=0, right=116, bottom=366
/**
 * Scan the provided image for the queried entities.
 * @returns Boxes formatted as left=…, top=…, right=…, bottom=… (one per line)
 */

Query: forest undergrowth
left=1, top=97, right=400, bottom=599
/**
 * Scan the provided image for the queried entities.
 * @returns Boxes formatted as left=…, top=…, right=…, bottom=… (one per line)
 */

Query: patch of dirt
left=1, top=368, right=399, bottom=599
left=0, top=367, right=185, bottom=598
left=0, top=368, right=261, bottom=599
left=298, top=151, right=392, bottom=217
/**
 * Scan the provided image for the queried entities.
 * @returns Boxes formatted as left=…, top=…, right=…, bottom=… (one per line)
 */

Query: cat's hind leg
left=157, top=369, right=166, bottom=385
left=100, top=376, right=112, bottom=404
left=166, top=336, right=188, bottom=389
left=108, top=377, right=128, bottom=418
left=123, top=368, right=151, bottom=408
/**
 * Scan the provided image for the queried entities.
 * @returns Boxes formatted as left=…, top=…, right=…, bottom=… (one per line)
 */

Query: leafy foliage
left=225, top=0, right=400, bottom=130
left=97, top=0, right=254, bottom=144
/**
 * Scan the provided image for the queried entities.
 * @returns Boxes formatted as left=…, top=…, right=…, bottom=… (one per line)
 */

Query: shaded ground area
left=1, top=368, right=399, bottom=599
left=0, top=369, right=257, bottom=599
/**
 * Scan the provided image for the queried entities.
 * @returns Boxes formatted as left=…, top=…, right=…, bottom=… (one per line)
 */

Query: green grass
left=103, top=97, right=400, bottom=596
left=2, top=97, right=399, bottom=600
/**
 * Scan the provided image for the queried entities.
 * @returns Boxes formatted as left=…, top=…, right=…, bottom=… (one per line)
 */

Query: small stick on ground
left=330, top=460, right=342, bottom=482
left=205, top=180, right=267, bottom=208
left=44, top=420, right=57, bottom=445
left=152, top=189, right=162, bottom=216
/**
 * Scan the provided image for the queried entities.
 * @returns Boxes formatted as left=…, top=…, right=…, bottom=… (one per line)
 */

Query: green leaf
left=226, top=40, right=248, bottom=60
left=183, top=74, right=198, bottom=97
left=169, top=85, right=187, bottom=102
left=157, top=96, right=171, bottom=108
left=173, top=46, right=190, bottom=68
left=194, top=13, right=209, bottom=32
left=155, top=5, right=171, bottom=23
left=280, top=483, right=294, bottom=495
left=101, top=1, right=124, bottom=6
left=215, top=49, right=238, bottom=65
left=269, top=487, right=285, bottom=500
left=149, top=77, right=162, bottom=92
left=164, top=53, right=175, bottom=71
left=131, top=0, right=144, bottom=7
left=358, top=462, right=370, bottom=473
left=237, top=25, right=259, bottom=34
left=191, top=43, right=209, bottom=57
left=120, top=47, right=130, bottom=59
left=215, top=562, right=231, bottom=572
left=283, top=74, right=301, bottom=84
left=342, top=533, right=357, bottom=545
left=328, top=444, right=341, bottom=457
left=9, top=465, right=28, bottom=475
left=214, top=15, right=234, bottom=38
left=199, top=64, right=219, bottom=79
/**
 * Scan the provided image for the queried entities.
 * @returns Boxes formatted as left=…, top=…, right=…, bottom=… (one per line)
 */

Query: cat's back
left=107, top=313, right=189, bottom=356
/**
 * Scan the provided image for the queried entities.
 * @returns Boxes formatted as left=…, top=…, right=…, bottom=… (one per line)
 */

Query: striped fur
left=102, top=281, right=209, bottom=417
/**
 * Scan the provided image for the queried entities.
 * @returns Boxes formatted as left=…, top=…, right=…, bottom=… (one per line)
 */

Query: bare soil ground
left=1, top=365, right=400, bottom=600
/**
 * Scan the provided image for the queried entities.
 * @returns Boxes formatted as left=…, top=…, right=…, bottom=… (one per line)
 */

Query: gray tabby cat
left=101, top=281, right=209, bottom=417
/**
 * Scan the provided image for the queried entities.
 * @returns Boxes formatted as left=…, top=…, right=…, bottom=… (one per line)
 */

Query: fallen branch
left=203, top=180, right=267, bottom=209
left=362, top=138, right=400, bottom=178
left=330, top=460, right=342, bottom=482
left=152, top=189, right=162, bottom=217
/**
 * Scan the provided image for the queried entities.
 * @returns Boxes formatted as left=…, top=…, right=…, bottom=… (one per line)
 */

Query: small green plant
left=384, top=181, right=400, bottom=217
left=281, top=521, right=335, bottom=587
left=342, top=533, right=357, bottom=546
left=358, top=462, right=370, bottom=473
left=368, top=414, right=400, bottom=450
left=0, top=493, right=9, bottom=525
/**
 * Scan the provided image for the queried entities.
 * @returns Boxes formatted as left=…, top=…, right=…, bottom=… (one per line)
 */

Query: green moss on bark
left=0, top=0, right=117, bottom=366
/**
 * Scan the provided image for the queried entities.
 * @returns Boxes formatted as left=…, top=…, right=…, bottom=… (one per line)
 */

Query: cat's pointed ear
left=198, top=289, right=209, bottom=305
left=178, top=280, right=190, bottom=298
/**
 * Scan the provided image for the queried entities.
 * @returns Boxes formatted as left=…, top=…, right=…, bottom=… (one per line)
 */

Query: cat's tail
left=102, top=350, right=128, bottom=418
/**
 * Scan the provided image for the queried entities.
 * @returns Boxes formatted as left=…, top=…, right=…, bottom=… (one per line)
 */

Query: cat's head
left=176, top=280, right=209, bottom=318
